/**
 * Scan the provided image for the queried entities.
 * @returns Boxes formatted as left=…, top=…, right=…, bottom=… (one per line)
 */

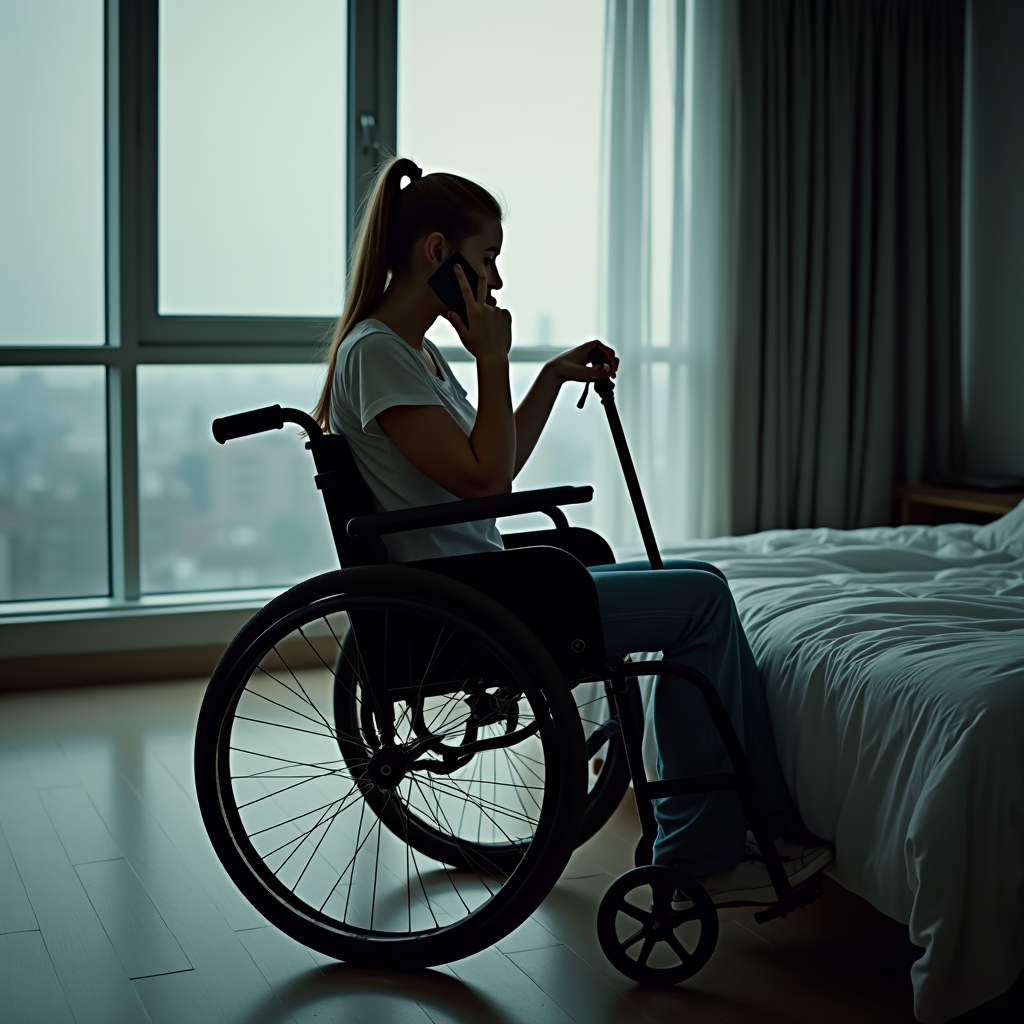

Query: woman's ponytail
left=313, top=157, right=503, bottom=430
left=313, top=157, right=421, bottom=429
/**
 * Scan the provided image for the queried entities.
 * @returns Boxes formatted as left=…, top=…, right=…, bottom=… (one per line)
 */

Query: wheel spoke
left=408, top=774, right=504, bottom=892
left=237, top=769, right=357, bottom=809
left=270, top=792, right=344, bottom=877
left=504, top=748, right=547, bottom=784
left=617, top=901, right=651, bottom=924
left=342, top=798, right=368, bottom=922
left=248, top=785, right=361, bottom=843
left=234, top=714, right=337, bottom=740
left=369, top=792, right=387, bottom=931
left=243, top=682, right=336, bottom=734
left=502, top=748, right=542, bottom=823
left=290, top=786, right=346, bottom=895
left=665, top=932, right=693, bottom=964
left=267, top=641, right=336, bottom=734
left=418, top=775, right=540, bottom=831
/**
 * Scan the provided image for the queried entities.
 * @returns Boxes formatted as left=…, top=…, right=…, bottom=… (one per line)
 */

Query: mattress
left=664, top=501, right=1024, bottom=1022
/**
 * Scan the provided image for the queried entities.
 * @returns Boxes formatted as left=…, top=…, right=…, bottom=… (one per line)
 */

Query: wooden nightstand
left=895, top=483, right=1023, bottom=526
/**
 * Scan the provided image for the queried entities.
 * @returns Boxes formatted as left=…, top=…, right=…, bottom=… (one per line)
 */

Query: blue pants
left=588, top=559, right=800, bottom=875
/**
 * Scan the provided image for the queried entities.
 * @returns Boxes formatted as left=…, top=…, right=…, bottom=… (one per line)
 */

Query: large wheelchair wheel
left=195, top=566, right=587, bottom=967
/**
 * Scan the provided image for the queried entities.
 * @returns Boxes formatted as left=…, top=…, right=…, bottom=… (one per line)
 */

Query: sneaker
left=696, top=839, right=833, bottom=906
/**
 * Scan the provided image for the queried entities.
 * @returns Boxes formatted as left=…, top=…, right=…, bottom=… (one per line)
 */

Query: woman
left=313, top=157, right=831, bottom=903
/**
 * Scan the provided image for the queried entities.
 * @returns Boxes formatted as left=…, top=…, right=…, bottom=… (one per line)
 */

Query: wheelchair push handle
left=212, top=405, right=322, bottom=444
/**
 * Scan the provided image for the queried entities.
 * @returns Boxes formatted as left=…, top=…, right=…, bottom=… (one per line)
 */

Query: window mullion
left=347, top=0, right=398, bottom=256
left=107, top=364, right=141, bottom=601
left=107, top=0, right=142, bottom=603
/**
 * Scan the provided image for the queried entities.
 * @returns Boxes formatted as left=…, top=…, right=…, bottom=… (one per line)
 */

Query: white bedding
left=665, top=501, right=1024, bottom=1022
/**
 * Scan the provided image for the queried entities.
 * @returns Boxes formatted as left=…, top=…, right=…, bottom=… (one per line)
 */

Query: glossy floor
left=0, top=678, right=988, bottom=1024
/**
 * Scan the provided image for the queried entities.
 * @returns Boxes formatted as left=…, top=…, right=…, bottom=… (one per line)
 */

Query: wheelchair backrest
left=305, top=432, right=389, bottom=567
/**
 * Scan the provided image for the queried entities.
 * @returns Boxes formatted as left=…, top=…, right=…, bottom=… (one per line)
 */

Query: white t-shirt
left=329, top=318, right=504, bottom=562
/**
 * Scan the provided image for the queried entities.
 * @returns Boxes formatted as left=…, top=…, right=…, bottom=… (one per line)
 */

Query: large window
left=0, top=0, right=624, bottom=616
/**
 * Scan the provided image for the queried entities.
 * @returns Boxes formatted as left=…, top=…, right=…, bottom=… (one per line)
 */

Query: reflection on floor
left=0, top=677, right=994, bottom=1024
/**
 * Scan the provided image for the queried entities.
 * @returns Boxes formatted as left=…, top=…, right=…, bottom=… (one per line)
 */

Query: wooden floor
left=0, top=678, right=1009, bottom=1024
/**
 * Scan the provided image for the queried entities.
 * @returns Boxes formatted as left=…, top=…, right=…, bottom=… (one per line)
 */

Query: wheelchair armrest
left=346, top=485, right=593, bottom=538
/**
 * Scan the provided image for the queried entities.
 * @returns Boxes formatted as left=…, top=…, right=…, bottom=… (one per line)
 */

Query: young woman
left=313, top=157, right=831, bottom=903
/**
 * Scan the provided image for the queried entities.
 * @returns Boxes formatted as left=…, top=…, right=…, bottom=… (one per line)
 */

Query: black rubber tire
left=195, top=565, right=587, bottom=968
left=597, top=865, right=719, bottom=985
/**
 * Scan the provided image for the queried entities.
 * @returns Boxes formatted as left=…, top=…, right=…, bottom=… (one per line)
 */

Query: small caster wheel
left=597, top=865, right=719, bottom=985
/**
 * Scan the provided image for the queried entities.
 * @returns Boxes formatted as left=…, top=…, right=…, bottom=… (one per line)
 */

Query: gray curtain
left=731, top=0, right=966, bottom=533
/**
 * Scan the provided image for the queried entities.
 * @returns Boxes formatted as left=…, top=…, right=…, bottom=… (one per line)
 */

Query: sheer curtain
left=597, top=0, right=740, bottom=553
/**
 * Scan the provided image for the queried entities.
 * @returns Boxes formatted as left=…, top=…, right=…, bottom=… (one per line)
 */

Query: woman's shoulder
left=337, top=320, right=418, bottom=373
left=340, top=319, right=405, bottom=355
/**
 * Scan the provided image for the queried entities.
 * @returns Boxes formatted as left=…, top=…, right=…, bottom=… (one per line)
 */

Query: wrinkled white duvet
left=665, top=502, right=1024, bottom=1022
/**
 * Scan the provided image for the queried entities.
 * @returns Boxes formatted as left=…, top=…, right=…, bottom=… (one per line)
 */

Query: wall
left=962, top=0, right=1024, bottom=476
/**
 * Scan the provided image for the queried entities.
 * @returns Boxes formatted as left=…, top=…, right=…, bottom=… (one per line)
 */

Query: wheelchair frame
left=202, top=360, right=823, bottom=984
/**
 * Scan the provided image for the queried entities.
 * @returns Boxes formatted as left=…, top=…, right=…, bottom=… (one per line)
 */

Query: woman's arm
left=513, top=341, right=618, bottom=476
left=379, top=338, right=620, bottom=494
left=376, top=264, right=516, bottom=499
left=376, top=356, right=513, bottom=498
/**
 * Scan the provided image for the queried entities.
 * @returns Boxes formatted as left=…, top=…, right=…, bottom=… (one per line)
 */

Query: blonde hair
left=313, top=157, right=503, bottom=429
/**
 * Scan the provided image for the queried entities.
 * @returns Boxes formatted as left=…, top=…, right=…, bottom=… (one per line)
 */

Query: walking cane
left=579, top=347, right=664, bottom=570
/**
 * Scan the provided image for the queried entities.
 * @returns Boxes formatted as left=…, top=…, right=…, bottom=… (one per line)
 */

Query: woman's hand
left=510, top=341, right=619, bottom=477
left=544, top=341, right=619, bottom=385
left=448, top=263, right=512, bottom=363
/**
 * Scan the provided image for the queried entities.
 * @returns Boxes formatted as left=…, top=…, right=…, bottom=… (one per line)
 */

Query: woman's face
left=457, top=217, right=503, bottom=306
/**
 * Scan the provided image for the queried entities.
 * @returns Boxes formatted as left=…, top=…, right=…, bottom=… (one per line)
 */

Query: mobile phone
left=427, top=251, right=481, bottom=328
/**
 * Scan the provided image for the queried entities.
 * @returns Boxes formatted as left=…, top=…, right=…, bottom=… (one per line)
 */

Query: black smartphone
left=427, top=251, right=481, bottom=328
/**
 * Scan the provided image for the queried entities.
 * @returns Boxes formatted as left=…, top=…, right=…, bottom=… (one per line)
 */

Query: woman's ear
left=423, top=231, right=446, bottom=268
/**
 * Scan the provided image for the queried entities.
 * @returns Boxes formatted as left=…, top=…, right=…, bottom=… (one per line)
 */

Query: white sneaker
left=696, top=838, right=833, bottom=906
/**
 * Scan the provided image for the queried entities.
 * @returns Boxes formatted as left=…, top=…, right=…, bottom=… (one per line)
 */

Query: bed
left=662, top=499, right=1024, bottom=1022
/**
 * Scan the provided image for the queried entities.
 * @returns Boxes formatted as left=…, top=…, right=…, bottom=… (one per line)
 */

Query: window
left=0, top=0, right=105, bottom=346
left=158, top=0, right=347, bottom=318
left=0, top=367, right=108, bottom=601
left=138, top=366, right=335, bottom=593
left=397, top=0, right=605, bottom=350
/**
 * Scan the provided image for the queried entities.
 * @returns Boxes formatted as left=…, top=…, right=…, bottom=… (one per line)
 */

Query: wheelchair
left=195, top=356, right=823, bottom=985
